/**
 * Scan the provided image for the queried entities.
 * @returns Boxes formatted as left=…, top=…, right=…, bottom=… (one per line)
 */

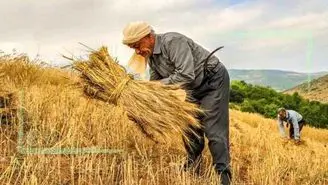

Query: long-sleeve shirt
left=277, top=110, right=303, bottom=140
left=148, top=32, right=221, bottom=90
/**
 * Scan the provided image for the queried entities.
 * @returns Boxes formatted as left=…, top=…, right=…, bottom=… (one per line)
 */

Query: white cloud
left=0, top=0, right=327, bottom=72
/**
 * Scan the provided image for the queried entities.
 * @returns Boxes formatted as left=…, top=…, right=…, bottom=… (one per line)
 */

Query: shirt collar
left=152, top=34, right=162, bottom=55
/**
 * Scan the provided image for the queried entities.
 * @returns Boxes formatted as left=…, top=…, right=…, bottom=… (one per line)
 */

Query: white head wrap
left=123, top=21, right=152, bottom=75
left=122, top=21, right=152, bottom=44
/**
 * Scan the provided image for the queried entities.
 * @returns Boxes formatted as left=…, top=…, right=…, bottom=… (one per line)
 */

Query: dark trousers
left=184, top=63, right=231, bottom=176
left=289, top=119, right=305, bottom=139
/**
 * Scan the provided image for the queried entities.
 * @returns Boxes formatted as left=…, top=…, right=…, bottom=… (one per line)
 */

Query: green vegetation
left=230, top=80, right=328, bottom=128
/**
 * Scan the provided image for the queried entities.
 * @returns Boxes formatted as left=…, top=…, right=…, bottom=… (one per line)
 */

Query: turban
left=122, top=21, right=152, bottom=44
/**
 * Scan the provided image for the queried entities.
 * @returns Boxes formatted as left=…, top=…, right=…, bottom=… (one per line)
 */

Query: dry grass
left=0, top=54, right=327, bottom=185
left=0, top=54, right=74, bottom=89
left=230, top=111, right=328, bottom=184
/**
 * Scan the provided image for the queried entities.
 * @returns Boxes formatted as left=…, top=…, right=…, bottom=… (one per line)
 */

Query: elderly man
left=122, top=21, right=231, bottom=184
left=277, top=108, right=306, bottom=144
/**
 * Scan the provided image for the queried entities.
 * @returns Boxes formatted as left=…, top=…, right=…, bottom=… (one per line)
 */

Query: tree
left=230, top=84, right=245, bottom=103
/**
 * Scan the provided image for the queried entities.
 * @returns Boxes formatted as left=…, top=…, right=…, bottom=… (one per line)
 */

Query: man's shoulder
left=160, top=32, right=190, bottom=42
left=287, top=110, right=299, bottom=115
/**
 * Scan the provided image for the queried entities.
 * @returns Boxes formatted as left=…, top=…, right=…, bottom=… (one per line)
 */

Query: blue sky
left=0, top=0, right=327, bottom=73
left=229, top=0, right=248, bottom=5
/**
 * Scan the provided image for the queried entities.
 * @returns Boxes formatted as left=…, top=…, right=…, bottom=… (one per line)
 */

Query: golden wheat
left=72, top=46, right=202, bottom=145
left=0, top=53, right=327, bottom=185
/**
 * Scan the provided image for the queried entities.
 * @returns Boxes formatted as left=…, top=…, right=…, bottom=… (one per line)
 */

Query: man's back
left=149, top=32, right=224, bottom=89
left=282, top=110, right=303, bottom=123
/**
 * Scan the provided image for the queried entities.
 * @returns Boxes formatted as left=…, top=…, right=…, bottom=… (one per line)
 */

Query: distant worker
left=277, top=108, right=306, bottom=144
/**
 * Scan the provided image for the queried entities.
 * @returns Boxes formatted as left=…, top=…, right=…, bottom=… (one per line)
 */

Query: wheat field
left=0, top=56, right=327, bottom=185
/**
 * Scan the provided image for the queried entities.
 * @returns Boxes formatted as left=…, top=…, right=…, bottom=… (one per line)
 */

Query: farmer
left=122, top=21, right=231, bottom=184
left=277, top=108, right=306, bottom=144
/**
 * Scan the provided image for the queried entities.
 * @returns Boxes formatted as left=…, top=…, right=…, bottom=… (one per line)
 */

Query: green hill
left=230, top=80, right=328, bottom=128
left=228, top=69, right=327, bottom=91
left=284, top=74, right=328, bottom=103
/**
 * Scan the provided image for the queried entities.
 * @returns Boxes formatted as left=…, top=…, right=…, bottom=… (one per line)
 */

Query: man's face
left=279, top=111, right=286, bottom=119
left=128, top=35, right=153, bottom=58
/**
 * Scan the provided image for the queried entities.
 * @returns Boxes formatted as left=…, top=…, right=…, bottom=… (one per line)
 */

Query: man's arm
left=277, top=116, right=286, bottom=138
left=159, top=38, right=195, bottom=87
left=291, top=117, right=300, bottom=140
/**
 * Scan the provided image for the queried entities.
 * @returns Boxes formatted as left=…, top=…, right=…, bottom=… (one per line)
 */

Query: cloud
left=0, top=0, right=327, bottom=72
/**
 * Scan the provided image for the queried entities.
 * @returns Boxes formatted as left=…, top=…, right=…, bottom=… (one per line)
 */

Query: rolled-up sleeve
left=159, top=38, right=195, bottom=86
left=149, top=68, right=162, bottom=81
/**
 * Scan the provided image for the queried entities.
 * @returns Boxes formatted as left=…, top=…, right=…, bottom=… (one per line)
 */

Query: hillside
left=285, top=74, right=328, bottom=103
left=228, top=69, right=327, bottom=91
left=0, top=55, right=328, bottom=184
left=230, top=80, right=328, bottom=128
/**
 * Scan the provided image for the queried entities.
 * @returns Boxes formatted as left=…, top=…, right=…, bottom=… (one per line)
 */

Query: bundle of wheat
left=72, top=46, right=202, bottom=144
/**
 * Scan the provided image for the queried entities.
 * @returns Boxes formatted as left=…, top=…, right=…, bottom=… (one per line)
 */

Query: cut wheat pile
left=71, top=46, right=202, bottom=144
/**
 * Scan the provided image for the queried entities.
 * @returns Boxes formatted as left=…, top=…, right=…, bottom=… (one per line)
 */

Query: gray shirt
left=148, top=32, right=220, bottom=89
left=277, top=110, right=303, bottom=140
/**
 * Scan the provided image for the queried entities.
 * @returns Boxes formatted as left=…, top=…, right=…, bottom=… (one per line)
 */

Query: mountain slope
left=285, top=74, right=328, bottom=103
left=228, top=69, right=327, bottom=91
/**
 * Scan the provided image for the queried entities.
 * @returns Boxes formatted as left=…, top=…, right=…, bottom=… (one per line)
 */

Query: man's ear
left=127, top=43, right=134, bottom=48
left=146, top=33, right=155, bottom=41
